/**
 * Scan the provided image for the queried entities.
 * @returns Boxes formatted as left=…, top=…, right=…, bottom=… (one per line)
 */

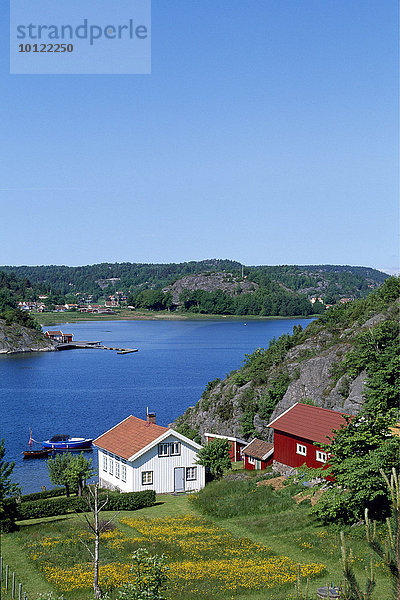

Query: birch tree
left=78, top=483, right=118, bottom=599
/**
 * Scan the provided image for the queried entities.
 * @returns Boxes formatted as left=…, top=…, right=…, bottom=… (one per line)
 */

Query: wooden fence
left=0, top=556, right=30, bottom=599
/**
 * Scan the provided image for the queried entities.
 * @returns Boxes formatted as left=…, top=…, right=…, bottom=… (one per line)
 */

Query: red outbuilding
left=204, top=433, right=247, bottom=462
left=242, top=438, right=274, bottom=470
left=267, top=403, right=348, bottom=471
left=45, top=331, right=73, bottom=343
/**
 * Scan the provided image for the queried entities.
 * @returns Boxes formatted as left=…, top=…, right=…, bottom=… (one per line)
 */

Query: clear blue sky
left=1, top=1, right=398, bottom=272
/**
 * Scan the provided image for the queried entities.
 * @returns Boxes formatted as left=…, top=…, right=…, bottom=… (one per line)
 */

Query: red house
left=267, top=403, right=348, bottom=471
left=204, top=433, right=247, bottom=462
left=242, top=439, right=274, bottom=470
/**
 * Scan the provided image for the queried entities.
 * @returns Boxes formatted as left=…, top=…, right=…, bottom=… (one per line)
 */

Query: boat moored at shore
left=23, top=449, right=53, bottom=459
left=42, top=435, right=93, bottom=451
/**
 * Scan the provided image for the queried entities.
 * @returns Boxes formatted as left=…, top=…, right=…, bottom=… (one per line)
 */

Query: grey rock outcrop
left=0, top=320, right=55, bottom=354
left=163, top=272, right=258, bottom=305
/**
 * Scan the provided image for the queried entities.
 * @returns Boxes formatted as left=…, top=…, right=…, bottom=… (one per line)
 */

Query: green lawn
left=0, top=492, right=393, bottom=600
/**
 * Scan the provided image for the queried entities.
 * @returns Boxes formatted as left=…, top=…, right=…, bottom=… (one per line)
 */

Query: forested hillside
left=0, top=271, right=54, bottom=351
left=0, top=271, right=42, bottom=329
left=174, top=277, right=399, bottom=443
left=0, top=260, right=241, bottom=296
left=0, top=261, right=388, bottom=317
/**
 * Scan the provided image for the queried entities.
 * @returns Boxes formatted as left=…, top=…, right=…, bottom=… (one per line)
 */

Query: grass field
left=33, top=310, right=319, bottom=326
left=0, top=491, right=393, bottom=600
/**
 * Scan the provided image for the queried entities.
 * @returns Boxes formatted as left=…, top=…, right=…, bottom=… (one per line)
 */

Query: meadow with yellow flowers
left=0, top=489, right=393, bottom=599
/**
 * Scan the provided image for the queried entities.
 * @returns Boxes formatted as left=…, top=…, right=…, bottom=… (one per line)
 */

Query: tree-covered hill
left=0, top=260, right=241, bottom=296
left=0, top=261, right=388, bottom=310
left=173, top=277, right=399, bottom=442
left=0, top=271, right=42, bottom=329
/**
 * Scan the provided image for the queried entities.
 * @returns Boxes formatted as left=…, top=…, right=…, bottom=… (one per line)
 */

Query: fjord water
left=0, top=318, right=313, bottom=493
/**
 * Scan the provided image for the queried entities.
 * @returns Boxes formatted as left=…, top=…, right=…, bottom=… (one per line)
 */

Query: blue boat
left=42, top=434, right=93, bottom=451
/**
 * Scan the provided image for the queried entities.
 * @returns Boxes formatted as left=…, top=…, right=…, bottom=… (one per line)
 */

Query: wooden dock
left=56, top=342, right=138, bottom=353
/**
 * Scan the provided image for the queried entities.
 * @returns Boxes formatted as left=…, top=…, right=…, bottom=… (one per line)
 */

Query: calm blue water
left=0, top=318, right=313, bottom=493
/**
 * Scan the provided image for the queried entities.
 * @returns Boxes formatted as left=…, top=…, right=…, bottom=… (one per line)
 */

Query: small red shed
left=267, top=403, right=348, bottom=471
left=204, top=433, right=247, bottom=462
left=242, top=438, right=274, bottom=470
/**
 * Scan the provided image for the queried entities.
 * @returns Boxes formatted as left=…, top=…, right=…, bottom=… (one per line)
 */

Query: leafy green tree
left=0, top=438, right=20, bottom=532
left=46, top=452, right=95, bottom=497
left=196, top=438, right=232, bottom=480
left=313, top=412, right=400, bottom=524
left=47, top=453, right=73, bottom=496
left=69, top=453, right=96, bottom=496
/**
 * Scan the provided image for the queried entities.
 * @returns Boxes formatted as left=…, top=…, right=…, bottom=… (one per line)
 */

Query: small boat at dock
left=42, top=435, right=93, bottom=451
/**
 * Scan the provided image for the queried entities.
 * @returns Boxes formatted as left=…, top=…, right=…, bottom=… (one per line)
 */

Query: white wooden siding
left=97, top=433, right=205, bottom=494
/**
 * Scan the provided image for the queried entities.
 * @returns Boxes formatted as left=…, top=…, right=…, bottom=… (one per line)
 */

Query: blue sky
left=1, top=1, right=398, bottom=272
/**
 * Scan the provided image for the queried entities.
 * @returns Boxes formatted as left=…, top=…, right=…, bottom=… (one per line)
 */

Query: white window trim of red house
left=296, top=443, right=307, bottom=456
left=316, top=450, right=327, bottom=462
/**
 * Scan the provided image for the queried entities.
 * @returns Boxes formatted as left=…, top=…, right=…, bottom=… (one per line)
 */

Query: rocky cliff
left=163, top=272, right=258, bottom=305
left=173, top=278, right=399, bottom=442
left=0, top=319, right=55, bottom=354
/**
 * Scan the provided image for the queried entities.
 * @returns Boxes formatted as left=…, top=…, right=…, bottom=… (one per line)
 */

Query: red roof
left=94, top=415, right=168, bottom=460
left=268, top=403, right=348, bottom=445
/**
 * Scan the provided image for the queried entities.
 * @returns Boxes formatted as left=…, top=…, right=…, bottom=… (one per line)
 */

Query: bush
left=17, top=496, right=87, bottom=519
left=20, top=487, right=66, bottom=502
left=190, top=478, right=294, bottom=518
left=17, top=489, right=156, bottom=520
left=106, top=490, right=155, bottom=511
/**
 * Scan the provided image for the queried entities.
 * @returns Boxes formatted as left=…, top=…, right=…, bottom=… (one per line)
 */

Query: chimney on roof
left=146, top=411, right=156, bottom=425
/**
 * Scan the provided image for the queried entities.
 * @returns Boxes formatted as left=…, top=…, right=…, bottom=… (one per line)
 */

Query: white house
left=94, top=413, right=205, bottom=494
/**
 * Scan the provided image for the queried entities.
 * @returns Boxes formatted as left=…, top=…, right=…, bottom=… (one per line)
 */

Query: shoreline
left=34, top=310, right=319, bottom=326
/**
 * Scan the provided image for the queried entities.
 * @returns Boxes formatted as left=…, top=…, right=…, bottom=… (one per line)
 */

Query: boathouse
left=242, top=438, right=274, bottom=470
left=267, top=403, right=348, bottom=471
left=45, top=330, right=73, bottom=343
left=94, top=413, right=205, bottom=494
left=204, top=433, right=247, bottom=462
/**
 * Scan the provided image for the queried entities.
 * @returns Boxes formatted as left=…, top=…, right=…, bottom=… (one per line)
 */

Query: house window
left=115, top=459, right=120, bottom=479
left=103, top=454, right=108, bottom=472
left=170, top=442, right=181, bottom=456
left=248, top=456, right=255, bottom=465
left=186, top=467, right=197, bottom=481
left=158, top=443, right=169, bottom=457
left=316, top=451, right=327, bottom=463
left=109, top=458, right=114, bottom=475
left=142, top=471, right=153, bottom=485
left=296, top=444, right=307, bottom=456
left=121, top=464, right=127, bottom=482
